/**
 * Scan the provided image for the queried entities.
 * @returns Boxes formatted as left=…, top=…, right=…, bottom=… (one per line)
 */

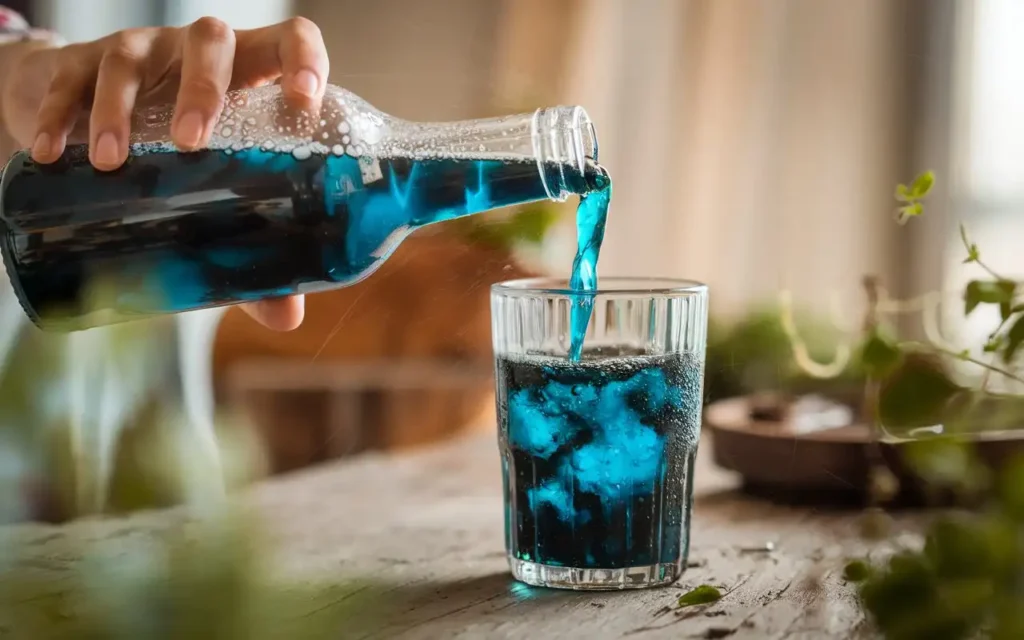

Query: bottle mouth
left=532, top=106, right=599, bottom=201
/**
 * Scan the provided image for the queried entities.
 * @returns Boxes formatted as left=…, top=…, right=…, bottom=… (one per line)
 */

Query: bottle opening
left=532, top=106, right=599, bottom=201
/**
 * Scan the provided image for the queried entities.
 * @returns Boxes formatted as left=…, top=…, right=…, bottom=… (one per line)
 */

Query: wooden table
left=2, top=434, right=913, bottom=639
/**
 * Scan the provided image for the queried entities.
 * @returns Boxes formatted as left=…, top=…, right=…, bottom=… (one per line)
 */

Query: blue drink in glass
left=491, top=278, right=709, bottom=590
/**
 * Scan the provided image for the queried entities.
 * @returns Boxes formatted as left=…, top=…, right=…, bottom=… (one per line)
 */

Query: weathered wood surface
left=2, top=434, right=920, bottom=638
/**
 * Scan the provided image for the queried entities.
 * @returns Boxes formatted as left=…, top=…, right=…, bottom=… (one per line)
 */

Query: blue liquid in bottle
left=0, top=144, right=604, bottom=330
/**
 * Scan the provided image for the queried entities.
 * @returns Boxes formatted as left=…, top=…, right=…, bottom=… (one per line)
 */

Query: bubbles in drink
left=497, top=348, right=702, bottom=569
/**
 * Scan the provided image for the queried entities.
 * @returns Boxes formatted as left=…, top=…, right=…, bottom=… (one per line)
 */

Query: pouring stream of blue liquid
left=567, top=162, right=611, bottom=362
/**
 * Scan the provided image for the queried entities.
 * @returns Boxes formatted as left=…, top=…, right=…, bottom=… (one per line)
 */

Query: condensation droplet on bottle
left=342, top=135, right=350, bottom=144
left=360, top=126, right=382, bottom=145
left=262, top=140, right=276, bottom=151
left=292, top=146, right=312, bottom=161
left=224, top=149, right=233, bottom=155
left=246, top=117, right=256, bottom=125
left=319, top=119, right=327, bottom=126
left=331, top=144, right=345, bottom=156
left=221, top=126, right=233, bottom=137
left=337, top=122, right=350, bottom=134
left=321, top=132, right=329, bottom=140
left=478, top=144, right=485, bottom=152
left=346, top=145, right=357, bottom=156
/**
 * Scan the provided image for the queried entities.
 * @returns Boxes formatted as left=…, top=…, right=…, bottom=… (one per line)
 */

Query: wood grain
left=0, top=433, right=919, bottom=638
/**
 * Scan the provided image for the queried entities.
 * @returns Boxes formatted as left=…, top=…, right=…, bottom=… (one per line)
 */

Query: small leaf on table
left=678, top=585, right=722, bottom=608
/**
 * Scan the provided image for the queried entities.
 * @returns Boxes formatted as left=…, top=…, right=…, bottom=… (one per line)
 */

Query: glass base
left=508, top=556, right=683, bottom=591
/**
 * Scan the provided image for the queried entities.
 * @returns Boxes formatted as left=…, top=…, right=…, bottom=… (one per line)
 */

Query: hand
left=5, top=17, right=331, bottom=331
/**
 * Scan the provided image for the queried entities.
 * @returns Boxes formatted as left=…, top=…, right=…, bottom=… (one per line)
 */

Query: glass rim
left=491, top=277, right=707, bottom=297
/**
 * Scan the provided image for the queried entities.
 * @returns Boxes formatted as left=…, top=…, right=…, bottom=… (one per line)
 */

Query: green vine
left=785, top=171, right=1024, bottom=639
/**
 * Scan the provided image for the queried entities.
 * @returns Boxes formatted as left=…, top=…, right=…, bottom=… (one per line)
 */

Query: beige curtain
left=496, top=0, right=916, bottom=319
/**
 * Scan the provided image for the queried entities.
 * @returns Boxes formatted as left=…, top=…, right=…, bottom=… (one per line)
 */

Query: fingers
left=241, top=296, right=305, bottom=331
left=171, top=17, right=236, bottom=150
left=31, top=15, right=330, bottom=166
left=88, top=33, right=151, bottom=171
left=234, top=17, right=329, bottom=104
left=277, top=17, right=329, bottom=103
left=31, top=44, right=100, bottom=164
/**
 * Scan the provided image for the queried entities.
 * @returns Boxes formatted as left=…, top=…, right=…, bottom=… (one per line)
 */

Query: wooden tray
left=704, top=394, right=1024, bottom=506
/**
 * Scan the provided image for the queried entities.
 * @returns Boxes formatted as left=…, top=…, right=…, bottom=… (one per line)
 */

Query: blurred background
left=0, top=0, right=1019, bottom=522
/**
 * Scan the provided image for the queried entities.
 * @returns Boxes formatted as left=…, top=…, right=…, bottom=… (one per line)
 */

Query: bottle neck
left=531, top=106, right=600, bottom=201
left=382, top=106, right=600, bottom=202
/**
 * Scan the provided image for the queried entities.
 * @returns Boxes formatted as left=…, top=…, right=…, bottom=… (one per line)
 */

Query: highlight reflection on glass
left=491, top=278, right=708, bottom=590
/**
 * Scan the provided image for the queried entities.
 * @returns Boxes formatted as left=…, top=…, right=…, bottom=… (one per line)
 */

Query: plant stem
left=861, top=276, right=892, bottom=506
left=975, top=259, right=1004, bottom=282
left=901, top=341, right=1024, bottom=385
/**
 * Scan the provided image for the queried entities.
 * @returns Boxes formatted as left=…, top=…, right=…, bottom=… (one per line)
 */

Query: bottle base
left=508, top=556, right=684, bottom=591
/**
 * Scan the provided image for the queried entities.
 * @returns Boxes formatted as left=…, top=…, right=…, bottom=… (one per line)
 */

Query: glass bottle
left=0, top=84, right=601, bottom=331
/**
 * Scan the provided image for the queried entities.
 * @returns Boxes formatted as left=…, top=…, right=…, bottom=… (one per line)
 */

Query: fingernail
left=291, top=69, right=319, bottom=98
left=173, top=111, right=205, bottom=149
left=31, top=132, right=51, bottom=159
left=94, top=132, right=120, bottom=168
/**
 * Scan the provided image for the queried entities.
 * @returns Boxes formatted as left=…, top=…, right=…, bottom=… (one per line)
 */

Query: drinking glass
left=491, top=277, right=708, bottom=590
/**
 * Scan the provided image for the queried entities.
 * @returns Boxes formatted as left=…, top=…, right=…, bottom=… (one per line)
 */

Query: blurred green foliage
left=451, top=200, right=562, bottom=252
left=0, top=279, right=400, bottom=638
left=848, top=172, right=1024, bottom=639
left=0, top=508, right=394, bottom=639
left=704, top=306, right=864, bottom=403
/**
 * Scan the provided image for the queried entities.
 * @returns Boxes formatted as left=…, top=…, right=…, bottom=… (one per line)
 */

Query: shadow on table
left=342, top=571, right=575, bottom=638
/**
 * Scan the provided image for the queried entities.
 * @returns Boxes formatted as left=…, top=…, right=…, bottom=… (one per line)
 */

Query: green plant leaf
left=878, top=356, right=961, bottom=433
left=844, top=560, right=872, bottom=582
left=896, top=202, right=923, bottom=224
left=1002, top=314, right=1024, bottom=363
left=858, top=552, right=937, bottom=629
left=859, top=331, right=903, bottom=379
left=924, top=516, right=997, bottom=579
left=904, top=437, right=989, bottom=491
left=895, top=183, right=912, bottom=202
left=909, top=170, right=935, bottom=199
left=964, top=280, right=1016, bottom=315
left=678, top=585, right=722, bottom=608
left=998, top=454, right=1024, bottom=521
left=983, top=335, right=1003, bottom=353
